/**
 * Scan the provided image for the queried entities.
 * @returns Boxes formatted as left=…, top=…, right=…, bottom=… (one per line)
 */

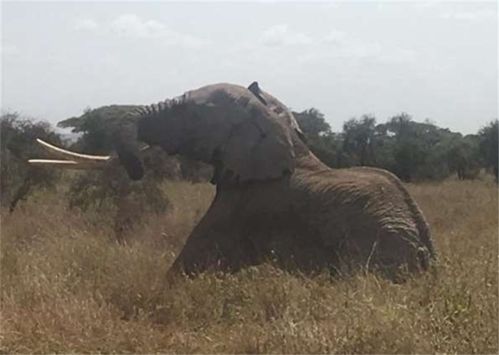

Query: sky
left=1, top=1, right=497, bottom=134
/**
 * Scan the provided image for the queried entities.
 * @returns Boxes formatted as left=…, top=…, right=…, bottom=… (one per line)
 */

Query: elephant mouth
left=28, top=138, right=116, bottom=169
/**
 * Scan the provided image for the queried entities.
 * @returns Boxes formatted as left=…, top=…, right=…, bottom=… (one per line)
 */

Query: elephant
left=30, top=82, right=436, bottom=279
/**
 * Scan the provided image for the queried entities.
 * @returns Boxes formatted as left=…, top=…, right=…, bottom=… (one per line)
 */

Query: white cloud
left=73, top=14, right=208, bottom=48
left=73, top=18, right=99, bottom=31
left=257, top=25, right=412, bottom=63
left=410, top=2, right=438, bottom=10
left=441, top=9, right=496, bottom=21
left=260, top=25, right=347, bottom=48
left=261, top=25, right=313, bottom=47
left=323, top=29, right=347, bottom=45
left=110, top=14, right=164, bottom=38
left=110, top=14, right=208, bottom=47
left=0, top=43, right=19, bottom=56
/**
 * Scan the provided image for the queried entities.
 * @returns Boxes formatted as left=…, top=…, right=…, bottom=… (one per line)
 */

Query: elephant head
left=31, top=83, right=299, bottom=185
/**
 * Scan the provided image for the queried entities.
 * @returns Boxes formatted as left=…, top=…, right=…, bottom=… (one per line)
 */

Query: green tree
left=375, top=114, right=459, bottom=181
left=294, top=108, right=331, bottom=136
left=293, top=108, right=344, bottom=168
left=478, top=120, right=498, bottom=181
left=342, top=115, right=377, bottom=166
left=375, top=114, right=421, bottom=181
left=444, top=134, right=481, bottom=180
left=59, top=106, right=172, bottom=243
left=1, top=113, right=62, bottom=212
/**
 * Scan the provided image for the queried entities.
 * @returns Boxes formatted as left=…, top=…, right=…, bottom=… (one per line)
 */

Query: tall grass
left=1, top=179, right=497, bottom=353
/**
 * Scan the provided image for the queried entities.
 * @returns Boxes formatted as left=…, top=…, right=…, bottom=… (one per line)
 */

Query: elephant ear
left=220, top=99, right=296, bottom=183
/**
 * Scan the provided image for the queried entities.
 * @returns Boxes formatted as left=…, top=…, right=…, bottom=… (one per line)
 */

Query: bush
left=0, top=112, right=62, bottom=212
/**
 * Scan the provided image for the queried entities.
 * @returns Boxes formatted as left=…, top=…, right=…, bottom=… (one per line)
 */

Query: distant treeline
left=294, top=109, right=498, bottom=183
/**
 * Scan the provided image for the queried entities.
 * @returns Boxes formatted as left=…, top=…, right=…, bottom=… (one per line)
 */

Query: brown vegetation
left=1, top=179, right=497, bottom=353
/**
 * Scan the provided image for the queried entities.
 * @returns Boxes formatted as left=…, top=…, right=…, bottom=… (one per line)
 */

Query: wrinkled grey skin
left=118, top=82, right=435, bottom=279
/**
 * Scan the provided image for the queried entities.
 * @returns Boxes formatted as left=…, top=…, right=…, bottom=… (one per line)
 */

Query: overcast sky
left=1, top=1, right=497, bottom=134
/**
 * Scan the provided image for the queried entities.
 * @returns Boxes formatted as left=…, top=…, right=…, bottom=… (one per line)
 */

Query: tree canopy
left=293, top=109, right=497, bottom=182
left=0, top=113, right=64, bottom=212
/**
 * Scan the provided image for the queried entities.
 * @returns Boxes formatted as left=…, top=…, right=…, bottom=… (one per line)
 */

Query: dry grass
left=1, top=179, right=497, bottom=353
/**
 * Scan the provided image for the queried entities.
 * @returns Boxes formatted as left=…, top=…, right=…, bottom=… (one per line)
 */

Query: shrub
left=0, top=112, right=62, bottom=212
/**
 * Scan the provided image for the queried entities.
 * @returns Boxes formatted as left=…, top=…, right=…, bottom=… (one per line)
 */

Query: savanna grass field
left=1, top=178, right=497, bottom=353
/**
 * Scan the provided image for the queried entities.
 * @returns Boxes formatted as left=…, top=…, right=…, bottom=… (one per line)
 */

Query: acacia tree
left=0, top=113, right=62, bottom=212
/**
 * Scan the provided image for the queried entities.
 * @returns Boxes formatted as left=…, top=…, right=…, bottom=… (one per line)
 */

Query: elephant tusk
left=35, top=138, right=112, bottom=162
left=28, top=138, right=115, bottom=169
left=139, top=144, right=150, bottom=152
left=28, top=159, right=107, bottom=169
